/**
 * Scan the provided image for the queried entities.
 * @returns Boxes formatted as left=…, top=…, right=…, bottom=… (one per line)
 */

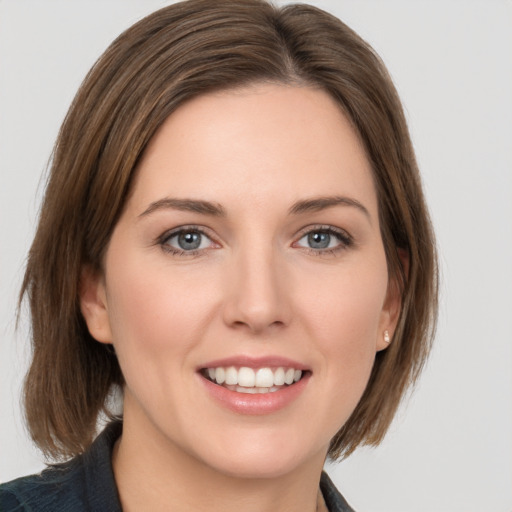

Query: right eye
left=160, top=228, right=216, bottom=255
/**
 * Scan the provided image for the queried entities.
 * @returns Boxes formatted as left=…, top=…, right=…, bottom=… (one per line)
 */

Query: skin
left=81, top=83, right=400, bottom=512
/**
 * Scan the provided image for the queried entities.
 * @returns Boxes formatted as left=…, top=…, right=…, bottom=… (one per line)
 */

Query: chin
left=207, top=453, right=308, bottom=480
left=191, top=428, right=326, bottom=480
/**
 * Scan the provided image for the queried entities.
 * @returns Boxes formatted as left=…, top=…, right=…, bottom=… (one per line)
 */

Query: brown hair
left=21, top=0, right=437, bottom=460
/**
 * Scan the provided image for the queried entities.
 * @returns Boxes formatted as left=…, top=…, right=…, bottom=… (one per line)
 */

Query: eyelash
left=157, top=224, right=354, bottom=257
left=293, top=225, right=354, bottom=256
left=158, top=225, right=217, bottom=257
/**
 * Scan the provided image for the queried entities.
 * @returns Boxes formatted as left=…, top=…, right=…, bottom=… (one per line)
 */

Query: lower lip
left=199, top=373, right=310, bottom=415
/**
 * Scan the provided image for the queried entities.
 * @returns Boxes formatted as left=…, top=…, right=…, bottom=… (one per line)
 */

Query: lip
left=198, top=355, right=310, bottom=371
left=197, top=355, right=311, bottom=415
left=199, top=372, right=310, bottom=415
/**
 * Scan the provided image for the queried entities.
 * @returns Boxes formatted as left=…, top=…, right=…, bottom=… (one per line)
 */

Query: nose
left=222, top=245, right=291, bottom=334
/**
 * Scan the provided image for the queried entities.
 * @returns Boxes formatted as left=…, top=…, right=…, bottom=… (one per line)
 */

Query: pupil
left=178, top=232, right=201, bottom=250
left=308, top=232, right=330, bottom=249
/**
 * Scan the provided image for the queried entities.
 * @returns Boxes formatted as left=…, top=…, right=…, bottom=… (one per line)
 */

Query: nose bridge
left=223, top=236, right=289, bottom=333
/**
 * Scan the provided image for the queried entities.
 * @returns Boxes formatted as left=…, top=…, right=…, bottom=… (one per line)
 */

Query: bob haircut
left=21, top=0, right=437, bottom=460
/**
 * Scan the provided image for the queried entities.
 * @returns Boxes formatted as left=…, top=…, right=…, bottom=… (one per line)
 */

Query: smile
left=202, top=366, right=304, bottom=394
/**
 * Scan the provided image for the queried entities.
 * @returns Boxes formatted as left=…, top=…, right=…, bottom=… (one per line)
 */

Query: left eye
left=295, top=229, right=349, bottom=250
left=164, top=230, right=213, bottom=252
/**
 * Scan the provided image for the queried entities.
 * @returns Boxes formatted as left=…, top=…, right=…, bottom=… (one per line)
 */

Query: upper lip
left=198, top=355, right=310, bottom=371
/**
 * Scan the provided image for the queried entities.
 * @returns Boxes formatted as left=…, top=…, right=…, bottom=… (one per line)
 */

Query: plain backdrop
left=1, top=1, right=511, bottom=511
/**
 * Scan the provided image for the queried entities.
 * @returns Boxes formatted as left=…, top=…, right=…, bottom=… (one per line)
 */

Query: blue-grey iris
left=178, top=232, right=202, bottom=250
left=308, top=232, right=331, bottom=249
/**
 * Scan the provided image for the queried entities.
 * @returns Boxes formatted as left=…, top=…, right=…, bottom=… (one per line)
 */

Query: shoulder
left=0, top=457, right=87, bottom=511
left=0, top=421, right=123, bottom=512
left=0, top=485, right=23, bottom=512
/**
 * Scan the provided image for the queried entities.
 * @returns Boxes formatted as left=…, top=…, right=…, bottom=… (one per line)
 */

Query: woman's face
left=82, top=84, right=399, bottom=479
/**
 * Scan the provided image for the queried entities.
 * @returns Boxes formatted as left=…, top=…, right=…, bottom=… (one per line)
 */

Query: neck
left=112, top=408, right=327, bottom=512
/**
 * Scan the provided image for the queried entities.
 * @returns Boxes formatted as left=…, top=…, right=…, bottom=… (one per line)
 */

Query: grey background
left=1, top=1, right=511, bottom=511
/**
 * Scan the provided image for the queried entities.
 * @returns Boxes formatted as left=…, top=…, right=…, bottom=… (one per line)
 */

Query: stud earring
left=384, top=330, right=390, bottom=344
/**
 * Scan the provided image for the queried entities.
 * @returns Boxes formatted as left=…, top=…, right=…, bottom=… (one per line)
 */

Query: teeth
left=226, top=385, right=282, bottom=394
left=215, top=367, right=225, bottom=384
left=206, top=366, right=305, bottom=390
left=234, top=385, right=258, bottom=394
left=238, top=367, right=256, bottom=387
left=255, top=368, right=274, bottom=387
left=225, top=366, right=238, bottom=385
left=273, top=367, right=285, bottom=386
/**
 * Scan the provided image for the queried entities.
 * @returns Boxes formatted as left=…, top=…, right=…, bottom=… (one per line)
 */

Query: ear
left=79, top=265, right=113, bottom=344
left=376, top=248, right=409, bottom=352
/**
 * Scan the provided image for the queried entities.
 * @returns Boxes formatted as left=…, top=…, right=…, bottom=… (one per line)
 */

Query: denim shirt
left=0, top=422, right=355, bottom=511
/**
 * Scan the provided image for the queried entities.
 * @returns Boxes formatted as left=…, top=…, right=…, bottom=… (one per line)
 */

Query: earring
left=384, top=330, right=390, bottom=344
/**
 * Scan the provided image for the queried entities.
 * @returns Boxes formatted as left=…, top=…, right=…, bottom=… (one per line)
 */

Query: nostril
left=221, top=268, right=292, bottom=332
left=229, top=317, right=285, bottom=334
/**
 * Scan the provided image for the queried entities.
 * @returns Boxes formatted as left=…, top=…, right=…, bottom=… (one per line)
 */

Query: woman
left=0, top=0, right=437, bottom=510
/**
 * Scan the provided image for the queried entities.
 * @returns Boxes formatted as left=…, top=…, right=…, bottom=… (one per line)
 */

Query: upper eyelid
left=294, top=224, right=352, bottom=239
left=292, top=225, right=354, bottom=251
left=159, top=225, right=217, bottom=242
left=157, top=226, right=220, bottom=255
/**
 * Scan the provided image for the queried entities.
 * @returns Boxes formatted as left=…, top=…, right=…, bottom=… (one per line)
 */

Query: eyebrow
left=138, top=195, right=370, bottom=221
left=139, top=198, right=226, bottom=218
left=289, top=195, right=371, bottom=220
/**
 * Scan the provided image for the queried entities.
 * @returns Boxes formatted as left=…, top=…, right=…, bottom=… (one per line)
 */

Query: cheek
left=296, top=257, right=388, bottom=410
left=314, top=289, right=382, bottom=389
left=300, top=260, right=388, bottom=351
left=103, top=253, right=218, bottom=378
left=102, top=259, right=223, bottom=426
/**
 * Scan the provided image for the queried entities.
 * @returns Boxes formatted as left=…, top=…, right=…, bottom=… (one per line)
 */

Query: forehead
left=130, top=83, right=377, bottom=216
